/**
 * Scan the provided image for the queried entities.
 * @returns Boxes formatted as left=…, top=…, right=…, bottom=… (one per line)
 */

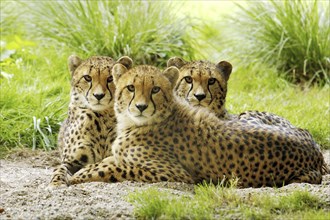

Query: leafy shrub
left=226, top=0, right=330, bottom=85
left=24, top=0, right=198, bottom=66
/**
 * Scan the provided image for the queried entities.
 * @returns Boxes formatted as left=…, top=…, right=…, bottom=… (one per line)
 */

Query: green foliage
left=244, top=190, right=325, bottom=219
left=24, top=0, right=198, bottom=66
left=128, top=188, right=170, bottom=219
left=0, top=1, right=23, bottom=36
left=128, top=185, right=329, bottom=219
left=226, top=63, right=330, bottom=148
left=226, top=0, right=330, bottom=85
left=270, top=190, right=320, bottom=212
left=128, top=187, right=213, bottom=219
left=0, top=35, right=69, bottom=150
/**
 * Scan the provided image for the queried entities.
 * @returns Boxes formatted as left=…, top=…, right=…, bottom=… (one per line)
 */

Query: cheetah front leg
left=49, top=164, right=70, bottom=187
left=69, top=156, right=194, bottom=185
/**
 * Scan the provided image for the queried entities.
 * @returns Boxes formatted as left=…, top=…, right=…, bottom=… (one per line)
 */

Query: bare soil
left=0, top=149, right=329, bottom=219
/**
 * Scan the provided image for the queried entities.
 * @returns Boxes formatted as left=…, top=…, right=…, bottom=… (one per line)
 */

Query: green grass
left=244, top=190, right=325, bottom=219
left=128, top=184, right=329, bottom=219
left=1, top=35, right=70, bottom=151
left=226, top=62, right=330, bottom=148
left=128, top=188, right=212, bottom=219
left=0, top=1, right=23, bottom=36
left=224, top=0, right=330, bottom=85
left=23, top=0, right=198, bottom=66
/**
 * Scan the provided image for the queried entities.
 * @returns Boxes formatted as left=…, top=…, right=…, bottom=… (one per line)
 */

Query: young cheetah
left=49, top=55, right=132, bottom=187
left=167, top=57, right=296, bottom=129
left=69, top=64, right=327, bottom=188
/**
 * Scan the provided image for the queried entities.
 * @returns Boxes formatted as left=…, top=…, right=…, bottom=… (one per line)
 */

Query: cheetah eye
left=208, top=78, right=216, bottom=85
left=107, top=76, right=113, bottom=83
left=151, top=86, right=160, bottom=94
left=184, top=76, right=193, bottom=84
left=127, top=85, right=135, bottom=92
left=83, top=75, right=92, bottom=82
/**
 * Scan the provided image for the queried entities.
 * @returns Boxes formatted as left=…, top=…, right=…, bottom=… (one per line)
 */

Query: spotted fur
left=168, top=57, right=232, bottom=119
left=238, top=111, right=296, bottom=129
left=49, top=55, right=132, bottom=187
left=69, top=64, right=328, bottom=188
left=167, top=57, right=296, bottom=128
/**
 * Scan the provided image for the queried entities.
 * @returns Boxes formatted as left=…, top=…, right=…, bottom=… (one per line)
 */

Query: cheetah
left=49, top=55, right=132, bottom=187
left=69, top=64, right=328, bottom=188
left=167, top=57, right=296, bottom=129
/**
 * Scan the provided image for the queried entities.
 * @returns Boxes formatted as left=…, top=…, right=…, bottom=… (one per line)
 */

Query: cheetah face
left=69, top=56, right=132, bottom=111
left=167, top=57, right=232, bottom=112
left=112, top=64, right=179, bottom=127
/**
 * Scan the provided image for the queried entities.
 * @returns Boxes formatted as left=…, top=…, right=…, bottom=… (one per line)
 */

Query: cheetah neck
left=173, top=98, right=224, bottom=128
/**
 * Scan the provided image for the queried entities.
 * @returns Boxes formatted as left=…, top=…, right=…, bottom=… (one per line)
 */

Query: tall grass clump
left=227, top=0, right=330, bottom=85
left=24, top=0, right=198, bottom=66
left=0, top=35, right=69, bottom=151
left=0, top=2, right=22, bottom=36
left=1, top=2, right=70, bottom=152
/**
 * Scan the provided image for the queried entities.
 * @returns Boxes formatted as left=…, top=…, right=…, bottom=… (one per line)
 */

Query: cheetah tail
left=321, top=160, right=330, bottom=175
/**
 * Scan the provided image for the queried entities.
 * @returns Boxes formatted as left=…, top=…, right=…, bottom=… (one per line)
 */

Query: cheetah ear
left=68, top=55, right=83, bottom=77
left=117, top=56, right=133, bottom=70
left=216, top=61, right=232, bottom=81
left=112, top=63, right=128, bottom=84
left=167, top=57, right=187, bottom=69
left=163, top=66, right=179, bottom=88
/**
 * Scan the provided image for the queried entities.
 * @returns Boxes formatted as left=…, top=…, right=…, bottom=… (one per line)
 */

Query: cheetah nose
left=93, top=93, right=105, bottom=100
left=194, top=94, right=206, bottom=101
left=136, top=104, right=148, bottom=113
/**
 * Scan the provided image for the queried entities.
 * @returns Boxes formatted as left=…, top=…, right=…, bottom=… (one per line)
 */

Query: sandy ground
left=0, top=149, right=329, bottom=219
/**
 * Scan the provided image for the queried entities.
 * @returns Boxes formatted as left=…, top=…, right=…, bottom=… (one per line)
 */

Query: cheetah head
left=167, top=57, right=232, bottom=116
left=68, top=55, right=132, bottom=111
left=112, top=64, right=179, bottom=128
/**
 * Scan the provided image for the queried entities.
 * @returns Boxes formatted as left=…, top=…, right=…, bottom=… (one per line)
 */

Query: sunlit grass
left=128, top=188, right=211, bottom=219
left=22, top=0, right=198, bottom=66
left=226, top=62, right=330, bottom=148
left=128, top=184, right=329, bottom=219
left=0, top=36, right=69, bottom=150
left=224, top=0, right=330, bottom=85
left=0, top=1, right=23, bottom=36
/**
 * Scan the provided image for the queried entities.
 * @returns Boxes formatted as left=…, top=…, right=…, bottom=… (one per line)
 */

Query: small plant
left=24, top=0, right=198, bottom=66
left=128, top=188, right=170, bottom=219
left=274, top=190, right=321, bottom=212
left=244, top=190, right=326, bottom=219
left=32, top=116, right=59, bottom=151
left=128, top=187, right=213, bottom=219
left=226, top=0, right=330, bottom=85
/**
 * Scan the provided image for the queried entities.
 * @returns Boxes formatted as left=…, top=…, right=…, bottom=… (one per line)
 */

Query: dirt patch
left=0, top=149, right=329, bottom=219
